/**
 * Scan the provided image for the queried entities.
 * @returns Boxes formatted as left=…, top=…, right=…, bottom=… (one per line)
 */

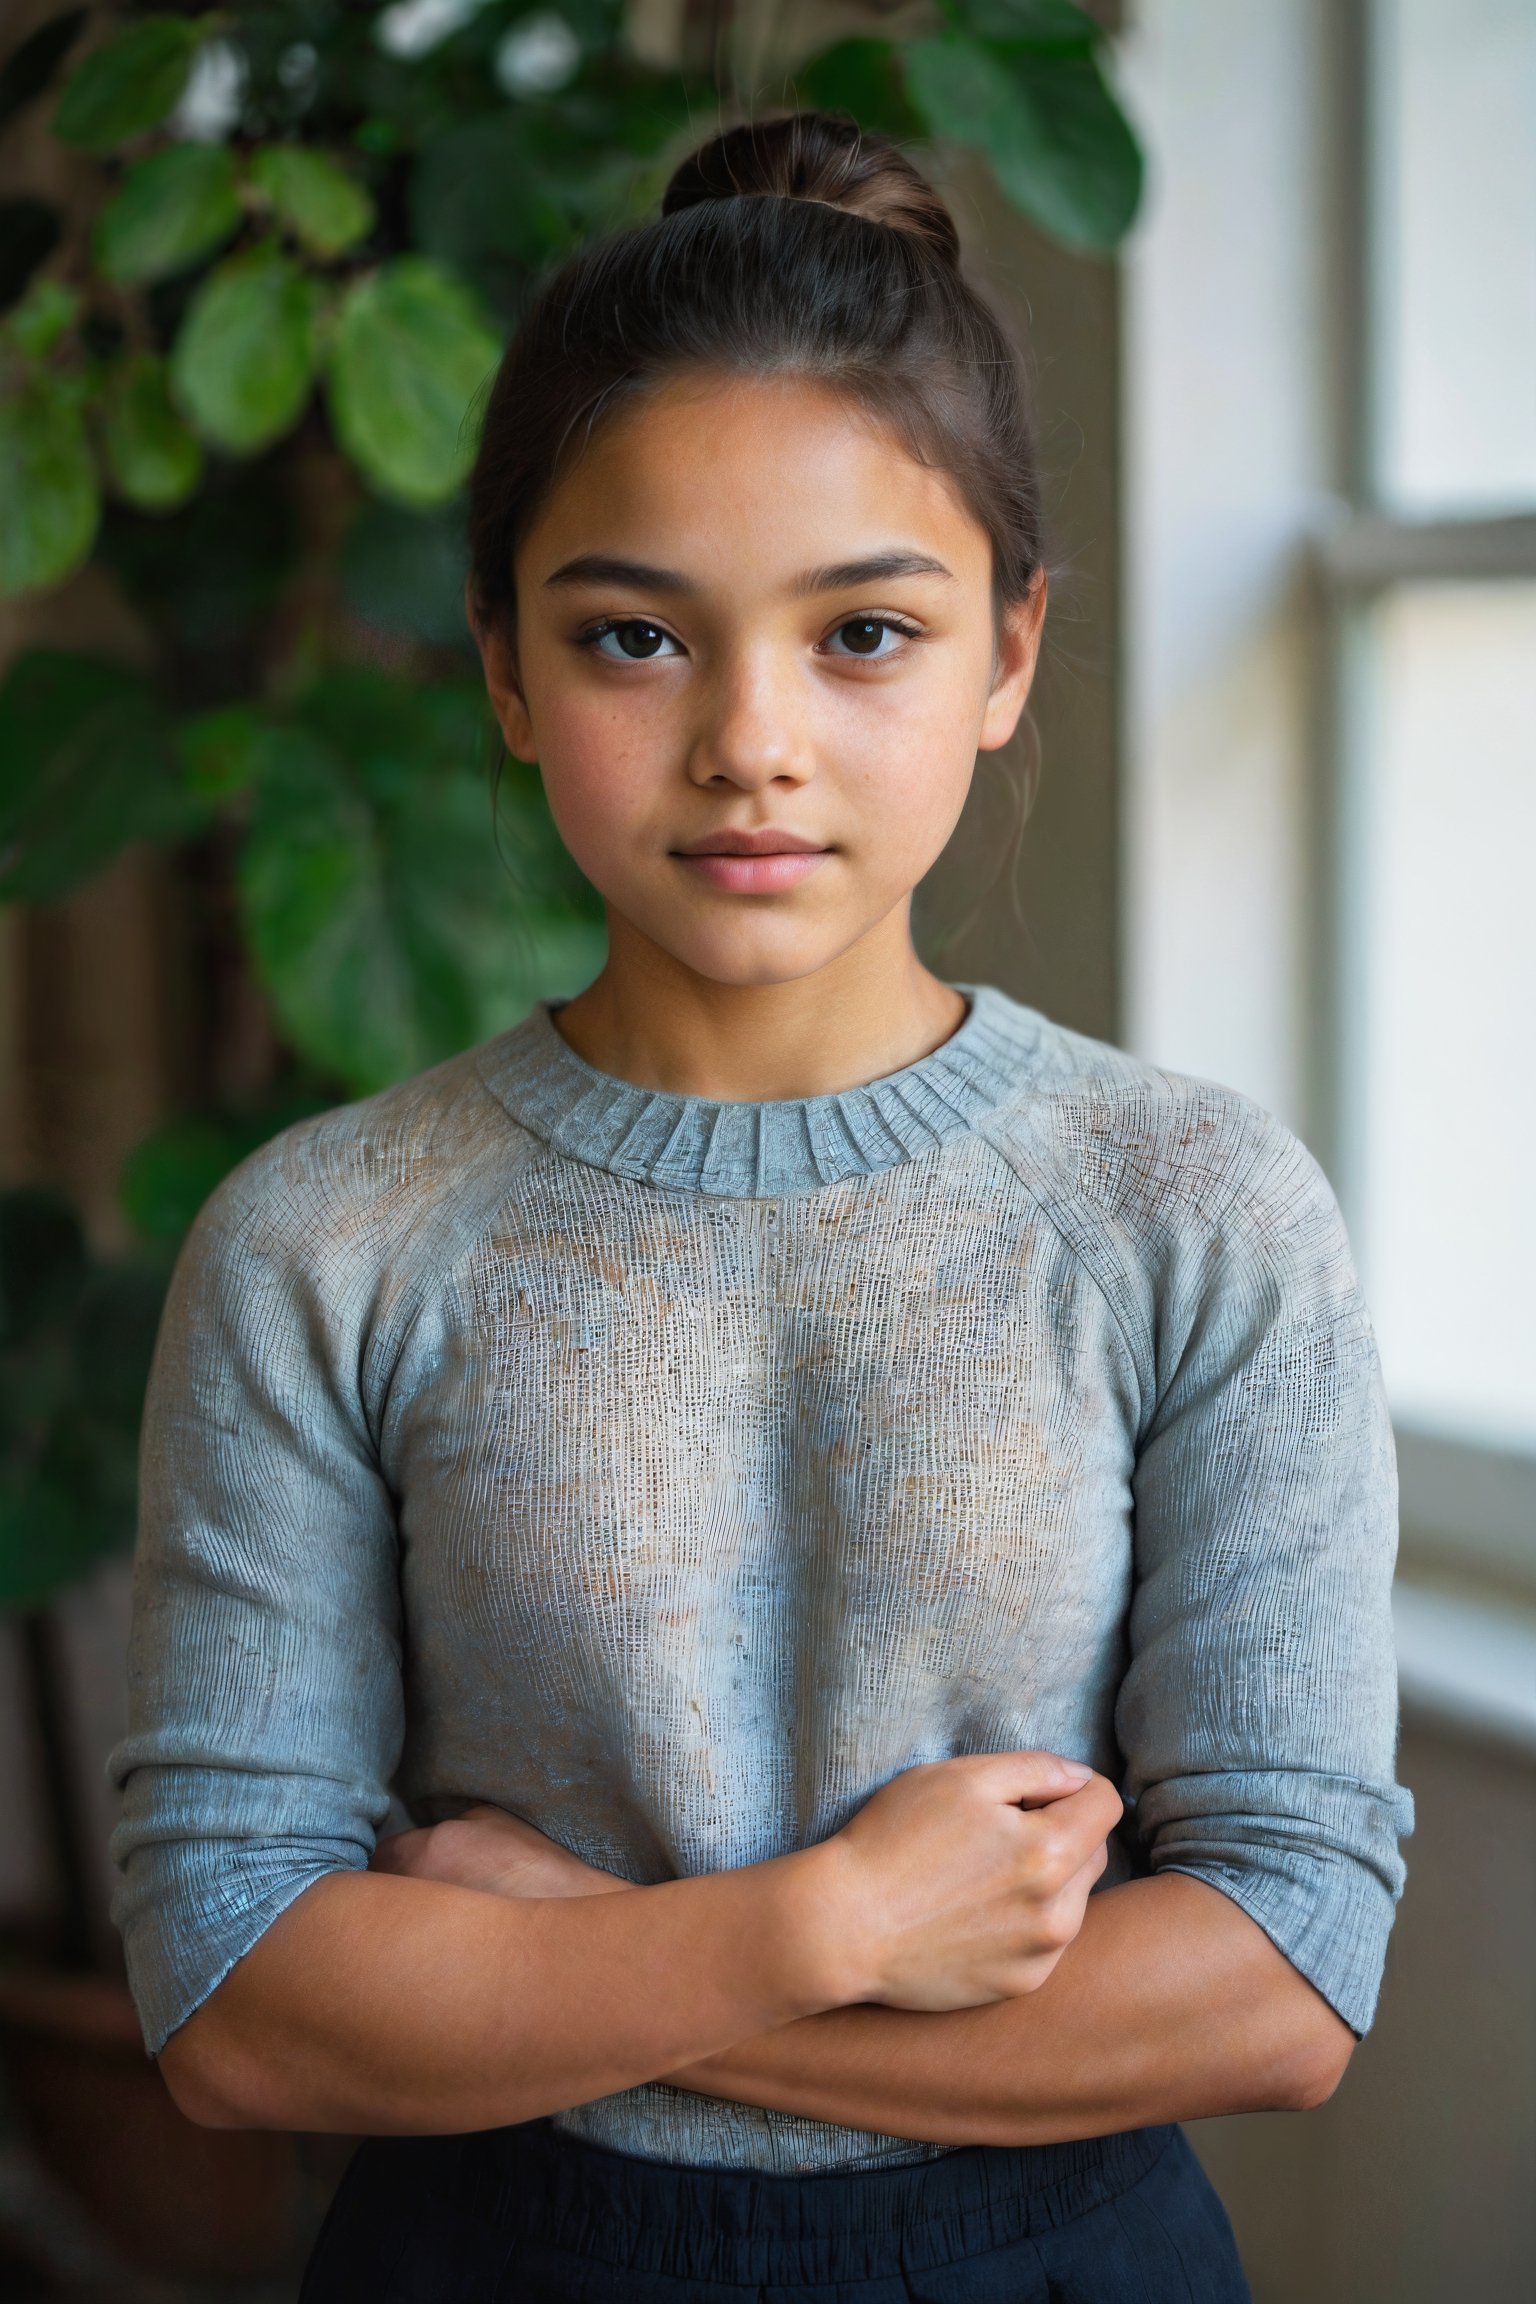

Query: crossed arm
left=160, top=1784, right=1353, bottom=2144
left=665, top=1877, right=1349, bottom=2145
left=377, top=1802, right=1353, bottom=2144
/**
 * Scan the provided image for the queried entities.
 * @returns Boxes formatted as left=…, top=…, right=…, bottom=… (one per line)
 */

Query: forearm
left=160, top=1851, right=849, bottom=2135
left=664, top=1875, right=1354, bottom=2146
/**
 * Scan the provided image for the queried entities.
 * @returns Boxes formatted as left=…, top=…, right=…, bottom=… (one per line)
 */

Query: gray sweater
left=111, top=986, right=1411, bottom=2173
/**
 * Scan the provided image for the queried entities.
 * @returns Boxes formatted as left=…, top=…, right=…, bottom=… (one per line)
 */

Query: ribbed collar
left=475, top=983, right=1042, bottom=1198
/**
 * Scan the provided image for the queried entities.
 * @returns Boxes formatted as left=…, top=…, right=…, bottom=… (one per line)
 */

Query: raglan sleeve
left=109, top=1147, right=404, bottom=2055
left=1115, top=1108, right=1413, bottom=2036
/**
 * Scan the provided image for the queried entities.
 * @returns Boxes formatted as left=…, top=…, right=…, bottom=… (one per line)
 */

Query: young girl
left=112, top=115, right=1410, bottom=2303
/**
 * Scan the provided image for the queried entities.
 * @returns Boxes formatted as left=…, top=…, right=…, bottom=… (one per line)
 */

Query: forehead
left=516, top=370, right=990, bottom=590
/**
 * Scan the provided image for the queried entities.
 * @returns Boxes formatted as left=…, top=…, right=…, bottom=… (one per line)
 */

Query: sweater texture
left=111, top=986, right=1412, bottom=2173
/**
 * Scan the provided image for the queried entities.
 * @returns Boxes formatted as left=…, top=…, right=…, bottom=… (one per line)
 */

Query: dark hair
left=468, top=112, right=1043, bottom=625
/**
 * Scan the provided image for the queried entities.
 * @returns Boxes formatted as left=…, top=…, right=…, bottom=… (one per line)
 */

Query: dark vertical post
left=19, top=1607, right=94, bottom=1971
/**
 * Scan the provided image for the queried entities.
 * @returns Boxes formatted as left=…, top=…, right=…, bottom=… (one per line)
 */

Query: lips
left=672, top=828, right=832, bottom=894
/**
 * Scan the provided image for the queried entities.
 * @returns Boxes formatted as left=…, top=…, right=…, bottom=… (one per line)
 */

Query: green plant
left=0, top=0, right=1142, bottom=1626
left=0, top=1190, right=160, bottom=1607
left=0, top=1185, right=166, bottom=1960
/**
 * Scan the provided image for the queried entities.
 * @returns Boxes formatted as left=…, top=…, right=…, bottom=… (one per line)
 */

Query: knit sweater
left=110, top=986, right=1411, bottom=2174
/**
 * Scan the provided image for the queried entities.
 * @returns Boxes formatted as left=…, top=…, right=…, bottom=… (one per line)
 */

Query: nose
left=687, top=647, right=816, bottom=794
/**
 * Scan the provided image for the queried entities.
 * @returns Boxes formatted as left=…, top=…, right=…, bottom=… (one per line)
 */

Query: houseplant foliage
left=0, top=0, right=1142, bottom=1617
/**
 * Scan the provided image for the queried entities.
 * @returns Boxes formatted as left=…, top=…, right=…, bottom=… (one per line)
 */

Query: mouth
left=671, top=828, right=833, bottom=895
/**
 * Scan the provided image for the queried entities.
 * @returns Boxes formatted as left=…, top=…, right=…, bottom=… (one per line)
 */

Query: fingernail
left=1058, top=1761, right=1093, bottom=1783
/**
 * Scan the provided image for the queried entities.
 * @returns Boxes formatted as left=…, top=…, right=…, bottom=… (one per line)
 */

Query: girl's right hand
left=813, top=1753, right=1122, bottom=2012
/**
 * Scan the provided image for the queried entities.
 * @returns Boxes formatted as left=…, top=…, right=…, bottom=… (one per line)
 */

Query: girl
left=112, top=115, right=1411, bottom=2303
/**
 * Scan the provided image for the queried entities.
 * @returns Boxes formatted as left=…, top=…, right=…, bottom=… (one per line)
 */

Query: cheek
left=523, top=673, right=673, bottom=872
left=827, top=667, right=986, bottom=860
left=844, top=746, right=975, bottom=886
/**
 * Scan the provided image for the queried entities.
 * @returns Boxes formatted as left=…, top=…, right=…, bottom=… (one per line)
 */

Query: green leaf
left=340, top=496, right=470, bottom=647
left=0, top=11, right=86, bottom=136
left=99, top=353, right=203, bottom=511
left=95, top=460, right=299, bottom=657
left=4, top=279, right=82, bottom=360
left=944, top=0, right=1101, bottom=51
left=905, top=35, right=1142, bottom=250
left=0, top=1473, right=102, bottom=1608
left=52, top=14, right=200, bottom=155
left=0, top=652, right=190, bottom=904
left=237, top=676, right=601, bottom=1092
left=0, top=1190, right=163, bottom=1606
left=171, top=245, right=317, bottom=454
left=799, top=40, right=927, bottom=141
left=119, top=1115, right=256, bottom=1244
left=0, top=1192, right=87, bottom=1350
left=118, top=1088, right=326, bottom=1248
left=0, top=385, right=98, bottom=602
left=328, top=258, right=500, bottom=508
left=408, top=116, right=567, bottom=305
left=178, top=702, right=265, bottom=801
left=73, top=1261, right=165, bottom=1431
left=251, top=145, right=375, bottom=260
left=353, top=117, right=399, bottom=159
left=93, top=144, right=242, bottom=286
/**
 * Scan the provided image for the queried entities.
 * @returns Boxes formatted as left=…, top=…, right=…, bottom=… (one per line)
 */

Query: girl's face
left=479, top=372, right=1042, bottom=990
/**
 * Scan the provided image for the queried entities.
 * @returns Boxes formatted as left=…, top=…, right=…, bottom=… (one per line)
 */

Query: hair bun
left=662, top=112, right=961, bottom=267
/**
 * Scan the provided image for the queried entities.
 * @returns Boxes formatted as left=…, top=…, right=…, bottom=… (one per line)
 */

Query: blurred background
left=0, top=1, right=1531, bottom=2297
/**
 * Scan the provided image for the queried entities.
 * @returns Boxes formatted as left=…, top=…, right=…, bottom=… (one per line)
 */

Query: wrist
left=762, top=1838, right=874, bottom=2014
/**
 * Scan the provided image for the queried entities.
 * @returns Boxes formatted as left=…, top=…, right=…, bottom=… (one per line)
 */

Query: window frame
left=1313, top=0, right=1536, bottom=1598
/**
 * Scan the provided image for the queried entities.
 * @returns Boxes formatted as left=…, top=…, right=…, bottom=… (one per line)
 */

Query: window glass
left=1372, top=0, right=1536, bottom=515
left=1352, top=582, right=1536, bottom=1452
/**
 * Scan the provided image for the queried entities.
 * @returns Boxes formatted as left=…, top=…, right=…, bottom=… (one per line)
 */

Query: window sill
left=1393, top=1580, right=1536, bottom=1762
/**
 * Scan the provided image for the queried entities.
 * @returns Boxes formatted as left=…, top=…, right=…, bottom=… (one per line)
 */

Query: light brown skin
left=160, top=372, right=1352, bottom=2138
left=373, top=1809, right=1351, bottom=2143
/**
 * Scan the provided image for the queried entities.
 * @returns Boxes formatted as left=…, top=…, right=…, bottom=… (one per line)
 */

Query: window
left=1372, top=0, right=1536, bottom=515
left=1326, top=0, right=1536, bottom=1585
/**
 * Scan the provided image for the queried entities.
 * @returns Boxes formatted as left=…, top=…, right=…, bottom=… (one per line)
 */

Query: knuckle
left=1030, top=1900, right=1074, bottom=1952
left=1009, top=1950, right=1059, bottom=1996
left=1029, top=1818, right=1069, bottom=1875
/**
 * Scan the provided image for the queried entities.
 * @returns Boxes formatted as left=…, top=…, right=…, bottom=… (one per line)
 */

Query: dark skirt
left=301, top=2117, right=1250, bottom=2302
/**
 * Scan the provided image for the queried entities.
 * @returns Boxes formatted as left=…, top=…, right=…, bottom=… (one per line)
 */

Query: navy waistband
left=395, top=2118, right=1179, bottom=2286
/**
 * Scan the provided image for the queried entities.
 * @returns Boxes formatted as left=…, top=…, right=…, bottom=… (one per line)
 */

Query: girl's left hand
left=370, top=1806, right=632, bottom=1900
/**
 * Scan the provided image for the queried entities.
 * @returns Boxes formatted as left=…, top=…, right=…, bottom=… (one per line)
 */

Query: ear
left=977, top=576, right=1047, bottom=753
left=468, top=583, right=537, bottom=762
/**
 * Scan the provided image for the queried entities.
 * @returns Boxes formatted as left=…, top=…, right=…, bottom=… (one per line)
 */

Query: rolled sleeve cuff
left=1136, top=1768, right=1415, bottom=2036
left=111, top=1764, right=386, bottom=2055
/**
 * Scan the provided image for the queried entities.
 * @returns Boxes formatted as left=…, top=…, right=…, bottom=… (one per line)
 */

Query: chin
left=662, top=924, right=857, bottom=991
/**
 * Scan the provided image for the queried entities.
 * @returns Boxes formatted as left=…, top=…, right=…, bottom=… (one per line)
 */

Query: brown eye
left=836, top=618, right=888, bottom=656
left=593, top=621, right=676, bottom=660
left=825, top=616, right=913, bottom=659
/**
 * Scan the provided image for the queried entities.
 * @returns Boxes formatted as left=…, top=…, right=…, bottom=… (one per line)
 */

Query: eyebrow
left=795, top=551, right=954, bottom=594
left=544, top=554, right=697, bottom=593
left=542, top=549, right=954, bottom=595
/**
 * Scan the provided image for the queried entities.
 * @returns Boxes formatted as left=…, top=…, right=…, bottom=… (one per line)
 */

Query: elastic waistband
left=395, top=2117, right=1178, bottom=2286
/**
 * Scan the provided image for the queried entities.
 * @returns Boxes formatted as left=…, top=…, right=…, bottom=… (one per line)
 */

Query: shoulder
left=969, top=994, right=1365, bottom=1401
left=974, top=990, right=1340, bottom=1258
left=187, top=1032, right=544, bottom=1314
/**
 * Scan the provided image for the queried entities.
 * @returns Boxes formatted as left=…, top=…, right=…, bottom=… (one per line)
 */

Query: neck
left=556, top=906, right=966, bottom=1102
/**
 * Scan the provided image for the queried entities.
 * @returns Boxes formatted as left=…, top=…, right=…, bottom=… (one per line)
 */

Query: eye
left=588, top=620, right=681, bottom=661
left=822, top=616, right=917, bottom=659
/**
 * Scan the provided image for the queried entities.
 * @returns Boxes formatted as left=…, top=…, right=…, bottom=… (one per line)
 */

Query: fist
left=370, top=1807, right=631, bottom=1901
